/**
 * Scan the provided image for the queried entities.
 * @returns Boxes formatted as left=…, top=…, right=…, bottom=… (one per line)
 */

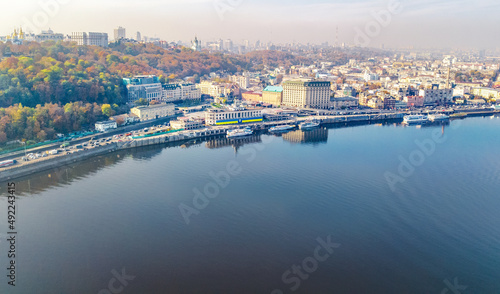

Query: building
left=110, top=114, right=139, bottom=125
left=329, top=96, right=359, bottom=109
left=404, top=96, right=425, bottom=108
left=170, top=118, right=204, bottom=130
left=418, top=87, right=453, bottom=105
left=136, top=32, right=142, bottom=42
left=130, top=103, right=175, bottom=121
left=472, top=87, right=500, bottom=101
left=95, top=120, right=117, bottom=132
left=282, top=80, right=331, bottom=109
left=124, top=75, right=163, bottom=103
left=114, top=26, right=126, bottom=40
left=162, top=83, right=201, bottom=102
left=367, top=97, right=384, bottom=109
left=70, top=32, right=108, bottom=47
left=197, top=81, right=232, bottom=98
left=261, top=86, right=283, bottom=106
left=363, top=70, right=379, bottom=82
left=34, top=29, right=64, bottom=42
left=205, top=106, right=263, bottom=125
left=382, top=97, right=396, bottom=109
left=229, top=74, right=250, bottom=89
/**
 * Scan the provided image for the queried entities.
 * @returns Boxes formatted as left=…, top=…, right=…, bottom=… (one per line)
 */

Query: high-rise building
left=136, top=32, right=142, bottom=42
left=282, top=80, right=331, bottom=109
left=114, top=26, right=126, bottom=40
left=70, top=32, right=108, bottom=47
left=224, top=39, right=233, bottom=52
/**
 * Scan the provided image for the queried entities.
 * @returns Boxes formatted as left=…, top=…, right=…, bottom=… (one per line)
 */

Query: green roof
left=263, top=86, right=283, bottom=93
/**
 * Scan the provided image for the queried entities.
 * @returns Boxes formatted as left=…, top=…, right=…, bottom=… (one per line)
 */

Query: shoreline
left=1, top=111, right=498, bottom=183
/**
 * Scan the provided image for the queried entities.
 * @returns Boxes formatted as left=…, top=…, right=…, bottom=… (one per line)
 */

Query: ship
left=428, top=114, right=450, bottom=122
left=299, top=120, right=320, bottom=130
left=227, top=127, right=253, bottom=138
left=269, top=125, right=295, bottom=133
left=403, top=115, right=428, bottom=125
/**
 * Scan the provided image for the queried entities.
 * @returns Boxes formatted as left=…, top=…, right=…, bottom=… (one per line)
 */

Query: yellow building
left=261, top=86, right=283, bottom=106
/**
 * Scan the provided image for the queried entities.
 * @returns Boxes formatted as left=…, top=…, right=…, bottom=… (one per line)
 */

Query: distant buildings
left=124, top=75, right=162, bottom=103
left=114, top=26, right=126, bottom=40
left=136, top=32, right=142, bottom=42
left=282, top=80, right=331, bottom=109
left=70, top=32, right=108, bottom=47
left=130, top=103, right=175, bottom=121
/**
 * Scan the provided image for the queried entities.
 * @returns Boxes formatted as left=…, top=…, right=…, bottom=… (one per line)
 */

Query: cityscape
left=1, top=1, right=500, bottom=293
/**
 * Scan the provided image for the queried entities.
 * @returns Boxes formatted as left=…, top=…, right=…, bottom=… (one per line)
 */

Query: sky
left=2, top=0, right=500, bottom=49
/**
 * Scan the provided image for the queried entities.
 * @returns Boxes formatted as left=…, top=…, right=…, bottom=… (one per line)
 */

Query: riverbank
left=1, top=110, right=498, bottom=182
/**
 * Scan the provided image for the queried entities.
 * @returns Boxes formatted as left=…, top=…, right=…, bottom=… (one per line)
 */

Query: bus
left=0, top=160, right=17, bottom=168
left=60, top=142, right=70, bottom=148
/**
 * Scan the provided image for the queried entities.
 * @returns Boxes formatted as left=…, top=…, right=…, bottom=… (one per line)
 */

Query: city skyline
left=2, top=0, right=500, bottom=49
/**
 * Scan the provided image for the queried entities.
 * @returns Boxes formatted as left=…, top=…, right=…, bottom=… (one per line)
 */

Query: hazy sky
left=2, top=0, right=499, bottom=49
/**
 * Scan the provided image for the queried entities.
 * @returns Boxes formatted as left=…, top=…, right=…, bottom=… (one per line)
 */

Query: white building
left=130, top=103, right=175, bottom=121
left=229, top=74, right=250, bottom=89
left=363, top=70, right=379, bottom=82
left=70, top=32, right=108, bottom=47
left=162, top=83, right=201, bottom=102
left=282, top=80, right=331, bottom=109
left=205, top=107, right=263, bottom=125
left=34, top=29, right=64, bottom=42
left=170, top=118, right=204, bottom=130
left=95, top=121, right=117, bottom=132
left=114, top=26, right=126, bottom=40
left=419, top=87, right=453, bottom=105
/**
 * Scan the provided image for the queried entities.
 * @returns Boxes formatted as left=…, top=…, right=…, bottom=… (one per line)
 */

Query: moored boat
left=269, top=125, right=295, bottom=133
left=227, top=127, right=253, bottom=138
left=403, top=115, right=428, bottom=125
left=299, top=120, right=320, bottom=130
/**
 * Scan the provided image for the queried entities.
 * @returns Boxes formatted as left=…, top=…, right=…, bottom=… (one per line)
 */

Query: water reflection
left=282, top=128, right=329, bottom=145
left=0, top=145, right=167, bottom=197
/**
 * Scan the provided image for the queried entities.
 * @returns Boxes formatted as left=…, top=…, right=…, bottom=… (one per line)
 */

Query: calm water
left=1, top=116, right=500, bottom=294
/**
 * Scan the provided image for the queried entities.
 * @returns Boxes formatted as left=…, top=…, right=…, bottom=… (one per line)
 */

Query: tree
left=101, top=104, right=113, bottom=117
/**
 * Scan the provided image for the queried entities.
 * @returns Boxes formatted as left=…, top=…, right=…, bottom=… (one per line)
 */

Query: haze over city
left=3, top=0, right=500, bottom=49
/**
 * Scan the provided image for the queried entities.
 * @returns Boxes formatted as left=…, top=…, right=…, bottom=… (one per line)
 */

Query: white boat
left=403, top=115, right=428, bottom=125
left=227, top=127, right=253, bottom=138
left=428, top=114, right=450, bottom=122
left=299, top=121, right=320, bottom=130
left=269, top=125, right=295, bottom=133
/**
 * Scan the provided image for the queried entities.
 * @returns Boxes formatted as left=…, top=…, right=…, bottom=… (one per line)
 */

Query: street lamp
left=22, top=141, right=27, bottom=158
